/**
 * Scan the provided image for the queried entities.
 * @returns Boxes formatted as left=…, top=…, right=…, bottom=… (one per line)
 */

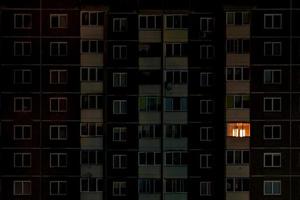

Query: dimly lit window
left=264, top=181, right=281, bottom=195
left=165, top=97, right=187, bottom=112
left=264, top=69, right=281, bottom=84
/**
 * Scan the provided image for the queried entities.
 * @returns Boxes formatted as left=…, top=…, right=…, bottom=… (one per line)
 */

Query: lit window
left=227, top=123, right=250, bottom=137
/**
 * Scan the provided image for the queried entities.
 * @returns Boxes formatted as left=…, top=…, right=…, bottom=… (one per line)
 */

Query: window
left=14, top=125, right=32, bottom=140
left=226, top=150, right=249, bottom=165
left=264, top=153, right=281, bottom=167
left=139, top=96, right=160, bottom=112
left=227, top=123, right=251, bottom=137
left=50, top=42, right=67, bottom=56
left=164, top=97, right=187, bottom=112
left=112, top=181, right=127, bottom=196
left=165, top=71, right=188, bottom=84
left=226, top=178, right=249, bottom=192
left=264, top=125, right=281, bottom=140
left=49, top=97, right=67, bottom=112
left=81, top=67, right=101, bottom=82
left=112, top=154, right=127, bottom=169
left=81, top=150, right=102, bottom=165
left=139, top=15, right=161, bottom=29
left=50, top=14, right=67, bottom=28
left=14, top=97, right=32, bottom=112
left=264, top=14, right=282, bottom=29
left=138, top=179, right=161, bottom=193
left=49, top=125, right=67, bottom=140
left=50, top=181, right=67, bottom=196
left=166, top=179, right=187, bottom=193
left=14, top=14, right=32, bottom=29
left=226, top=39, right=250, bottom=54
left=80, top=178, right=102, bottom=192
left=226, top=12, right=250, bottom=25
left=113, top=100, right=127, bottom=114
left=226, top=95, right=250, bottom=109
left=165, top=15, right=188, bottom=29
left=264, top=97, right=281, bottom=112
left=14, top=153, right=31, bottom=168
left=14, top=69, right=32, bottom=84
left=13, top=181, right=31, bottom=195
left=113, top=73, right=127, bottom=87
left=200, top=99, right=214, bottom=114
left=81, top=40, right=103, bottom=53
left=166, top=43, right=187, bottom=57
left=81, top=95, right=102, bottom=109
left=14, top=41, right=32, bottom=56
left=50, top=153, right=67, bottom=168
left=264, top=70, right=281, bottom=84
left=139, top=152, right=161, bottom=166
left=200, top=45, right=214, bottom=59
left=200, top=154, right=212, bottom=168
left=113, top=45, right=127, bottom=60
left=81, top=11, right=104, bottom=26
left=113, top=18, right=128, bottom=32
left=112, top=127, right=127, bottom=142
left=226, top=66, right=249, bottom=81
left=80, top=123, right=102, bottom=137
left=264, top=181, right=281, bottom=195
left=49, top=70, right=68, bottom=84
left=264, top=42, right=282, bottom=56
left=200, top=182, right=212, bottom=196
left=165, top=124, right=186, bottom=138
left=200, top=72, right=213, bottom=87
left=200, top=127, right=213, bottom=141
left=200, top=17, right=214, bottom=32
left=138, top=124, right=160, bottom=138
left=165, top=152, right=187, bottom=166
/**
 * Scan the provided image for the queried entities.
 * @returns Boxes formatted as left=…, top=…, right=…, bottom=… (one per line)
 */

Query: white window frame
left=264, top=153, right=281, bottom=168
left=80, top=178, right=102, bottom=192
left=263, top=125, right=281, bottom=140
left=113, top=100, right=127, bottom=115
left=49, top=97, right=67, bottom=112
left=81, top=95, right=102, bottom=109
left=113, top=72, right=128, bottom=87
left=200, top=181, right=212, bottom=196
left=112, top=181, right=127, bottom=196
left=138, top=152, right=161, bottom=166
left=14, top=153, right=31, bottom=168
left=80, top=67, right=100, bottom=82
left=80, top=11, right=104, bottom=26
left=112, top=154, right=127, bottom=169
left=113, top=45, right=127, bottom=60
left=226, top=66, right=249, bottom=81
left=49, top=181, right=67, bottom=196
left=138, top=179, right=160, bottom=193
left=263, top=69, right=282, bottom=84
left=226, top=177, right=249, bottom=192
left=200, top=154, right=212, bottom=168
left=165, top=151, right=186, bottom=166
left=14, top=97, right=32, bottom=112
left=14, top=41, right=32, bottom=56
left=13, top=69, right=32, bottom=84
left=264, top=14, right=282, bottom=29
left=49, top=125, right=68, bottom=140
left=81, top=40, right=102, bottom=53
left=264, top=42, right=282, bottom=56
left=166, top=43, right=186, bottom=57
left=13, top=180, right=32, bottom=195
left=200, top=99, right=214, bottom=114
left=165, top=70, right=188, bottom=84
left=50, top=42, right=68, bottom=56
left=200, top=45, right=215, bottom=59
left=200, top=17, right=214, bottom=32
left=113, top=18, right=128, bottom=32
left=165, top=179, right=186, bottom=193
left=226, top=12, right=250, bottom=25
left=139, top=15, right=161, bottom=29
left=50, top=153, right=67, bottom=168
left=200, top=72, right=213, bottom=87
left=165, top=15, right=188, bottom=29
left=80, top=123, right=102, bottom=137
left=263, top=97, right=281, bottom=112
left=112, top=127, right=127, bottom=142
left=138, top=124, right=160, bottom=139
left=14, top=125, right=32, bottom=140
left=226, top=150, right=249, bottom=165
left=81, top=150, right=101, bottom=165
left=14, top=14, right=32, bottom=29
left=50, top=14, right=68, bottom=28
left=264, top=180, right=281, bottom=196
left=200, top=127, right=213, bottom=141
left=49, top=70, right=68, bottom=84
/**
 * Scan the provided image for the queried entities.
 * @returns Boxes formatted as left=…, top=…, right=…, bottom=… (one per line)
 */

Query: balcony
left=226, top=191, right=249, bottom=200
left=80, top=26, right=104, bottom=39
left=226, top=81, right=250, bottom=93
left=139, top=85, right=161, bottom=96
left=81, top=164, right=103, bottom=177
left=164, top=138, right=188, bottom=150
left=165, top=84, right=188, bottom=97
left=226, top=54, right=250, bottom=66
left=81, top=53, right=104, bottom=66
left=164, top=112, right=187, bottom=124
left=81, top=192, right=103, bottom=200
left=81, top=136, right=103, bottom=150
left=226, top=108, right=250, bottom=122
left=139, top=112, right=161, bottom=124
left=81, top=82, right=103, bottom=94
left=139, top=30, right=162, bottom=43
left=226, top=165, right=250, bottom=177
left=81, top=109, right=103, bottom=122
left=164, top=166, right=188, bottom=178
left=139, top=57, right=161, bottom=70
left=164, top=30, right=188, bottom=42
left=164, top=193, right=187, bottom=200
left=165, top=57, right=188, bottom=68
left=139, top=194, right=161, bottom=200
left=226, top=25, right=250, bottom=39
left=138, top=166, right=161, bottom=178
left=139, top=138, right=160, bottom=151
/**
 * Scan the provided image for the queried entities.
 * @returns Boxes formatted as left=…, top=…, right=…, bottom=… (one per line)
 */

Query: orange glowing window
left=227, top=123, right=250, bottom=137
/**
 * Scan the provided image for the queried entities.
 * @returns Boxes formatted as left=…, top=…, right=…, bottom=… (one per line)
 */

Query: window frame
left=112, top=100, right=127, bottom=115
left=14, top=97, right=32, bottom=112
left=263, top=125, right=281, bottom=140
left=49, top=153, right=68, bottom=168
left=199, top=154, right=212, bottom=169
left=14, top=125, right=32, bottom=140
left=264, top=14, right=282, bottom=29
left=263, top=97, right=281, bottom=112
left=264, top=180, right=281, bottom=196
left=49, top=125, right=68, bottom=140
left=112, top=72, right=128, bottom=87
left=50, top=42, right=68, bottom=56
left=14, top=153, right=31, bottom=168
left=49, top=181, right=67, bottom=196
left=14, top=14, right=32, bottom=29
left=112, top=154, right=128, bottom=169
left=200, top=181, right=212, bottom=196
left=13, top=180, right=32, bottom=195
left=13, top=69, right=32, bottom=84
left=49, top=97, right=68, bottom=112
left=50, top=14, right=68, bottom=28
left=112, top=18, right=128, bottom=32
left=14, top=41, right=32, bottom=56
left=49, top=69, right=68, bottom=85
left=263, top=41, right=282, bottom=57
left=264, top=153, right=281, bottom=168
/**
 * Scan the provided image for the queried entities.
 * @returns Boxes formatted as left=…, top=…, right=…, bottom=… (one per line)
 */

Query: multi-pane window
left=113, top=73, right=127, bottom=87
left=80, top=67, right=101, bottom=82
left=139, top=96, right=160, bottom=112
left=81, top=40, right=103, bottom=53
left=138, top=179, right=161, bottom=193
left=165, top=152, right=187, bottom=166
left=264, top=97, right=281, bottom=112
left=81, top=11, right=104, bottom=26
left=49, top=125, right=67, bottom=140
left=112, top=181, right=127, bottom=196
left=164, top=97, right=187, bottom=112
left=264, top=14, right=282, bottom=29
left=49, top=181, right=67, bottom=196
left=200, top=45, right=214, bottom=59
left=113, top=18, right=128, bottom=32
left=14, top=14, right=32, bottom=29
left=14, top=125, right=32, bottom=140
left=139, top=152, right=161, bottom=166
left=200, top=72, right=213, bottom=87
left=14, top=42, right=32, bottom=56
left=50, top=14, right=67, bottom=28
left=226, top=150, right=249, bottom=165
left=165, top=71, right=188, bottom=84
left=226, top=67, right=249, bottom=81
left=264, top=153, right=281, bottom=167
left=264, top=181, right=281, bottom=195
left=200, top=99, right=214, bottom=114
left=80, top=178, right=102, bottom=192
left=139, top=43, right=161, bottom=57
left=14, top=153, right=31, bottom=168
left=50, top=42, right=67, bottom=56
left=14, top=69, right=32, bottom=84
left=264, top=42, right=282, bottom=56
left=165, top=124, right=186, bottom=138
left=200, top=17, right=214, bottom=32
left=226, top=95, right=250, bottom=109
left=226, top=178, right=249, bottom=192
left=166, top=43, right=187, bottom=57
left=113, top=45, right=127, bottom=60
left=112, top=127, right=127, bottom=142
left=49, top=97, right=67, bottom=112
left=200, top=127, right=213, bottom=141
left=200, top=182, right=212, bottom=196
left=165, top=179, right=187, bottom=193
left=226, top=12, right=250, bottom=25
left=226, top=39, right=250, bottom=54
left=113, top=100, right=127, bottom=114
left=50, top=153, right=67, bottom=168
left=264, top=125, right=281, bottom=140
left=264, top=70, right=281, bottom=84
left=139, top=15, right=161, bottom=29
left=200, top=154, right=212, bottom=168
left=13, top=180, right=31, bottom=195
left=80, top=123, right=102, bottom=137
left=14, top=97, right=32, bottom=112
left=49, top=70, right=68, bottom=84
left=81, top=150, right=102, bottom=165
left=165, top=15, right=188, bottom=29
left=81, top=95, right=102, bottom=109
left=138, top=124, right=160, bottom=138
left=112, top=154, right=127, bottom=169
